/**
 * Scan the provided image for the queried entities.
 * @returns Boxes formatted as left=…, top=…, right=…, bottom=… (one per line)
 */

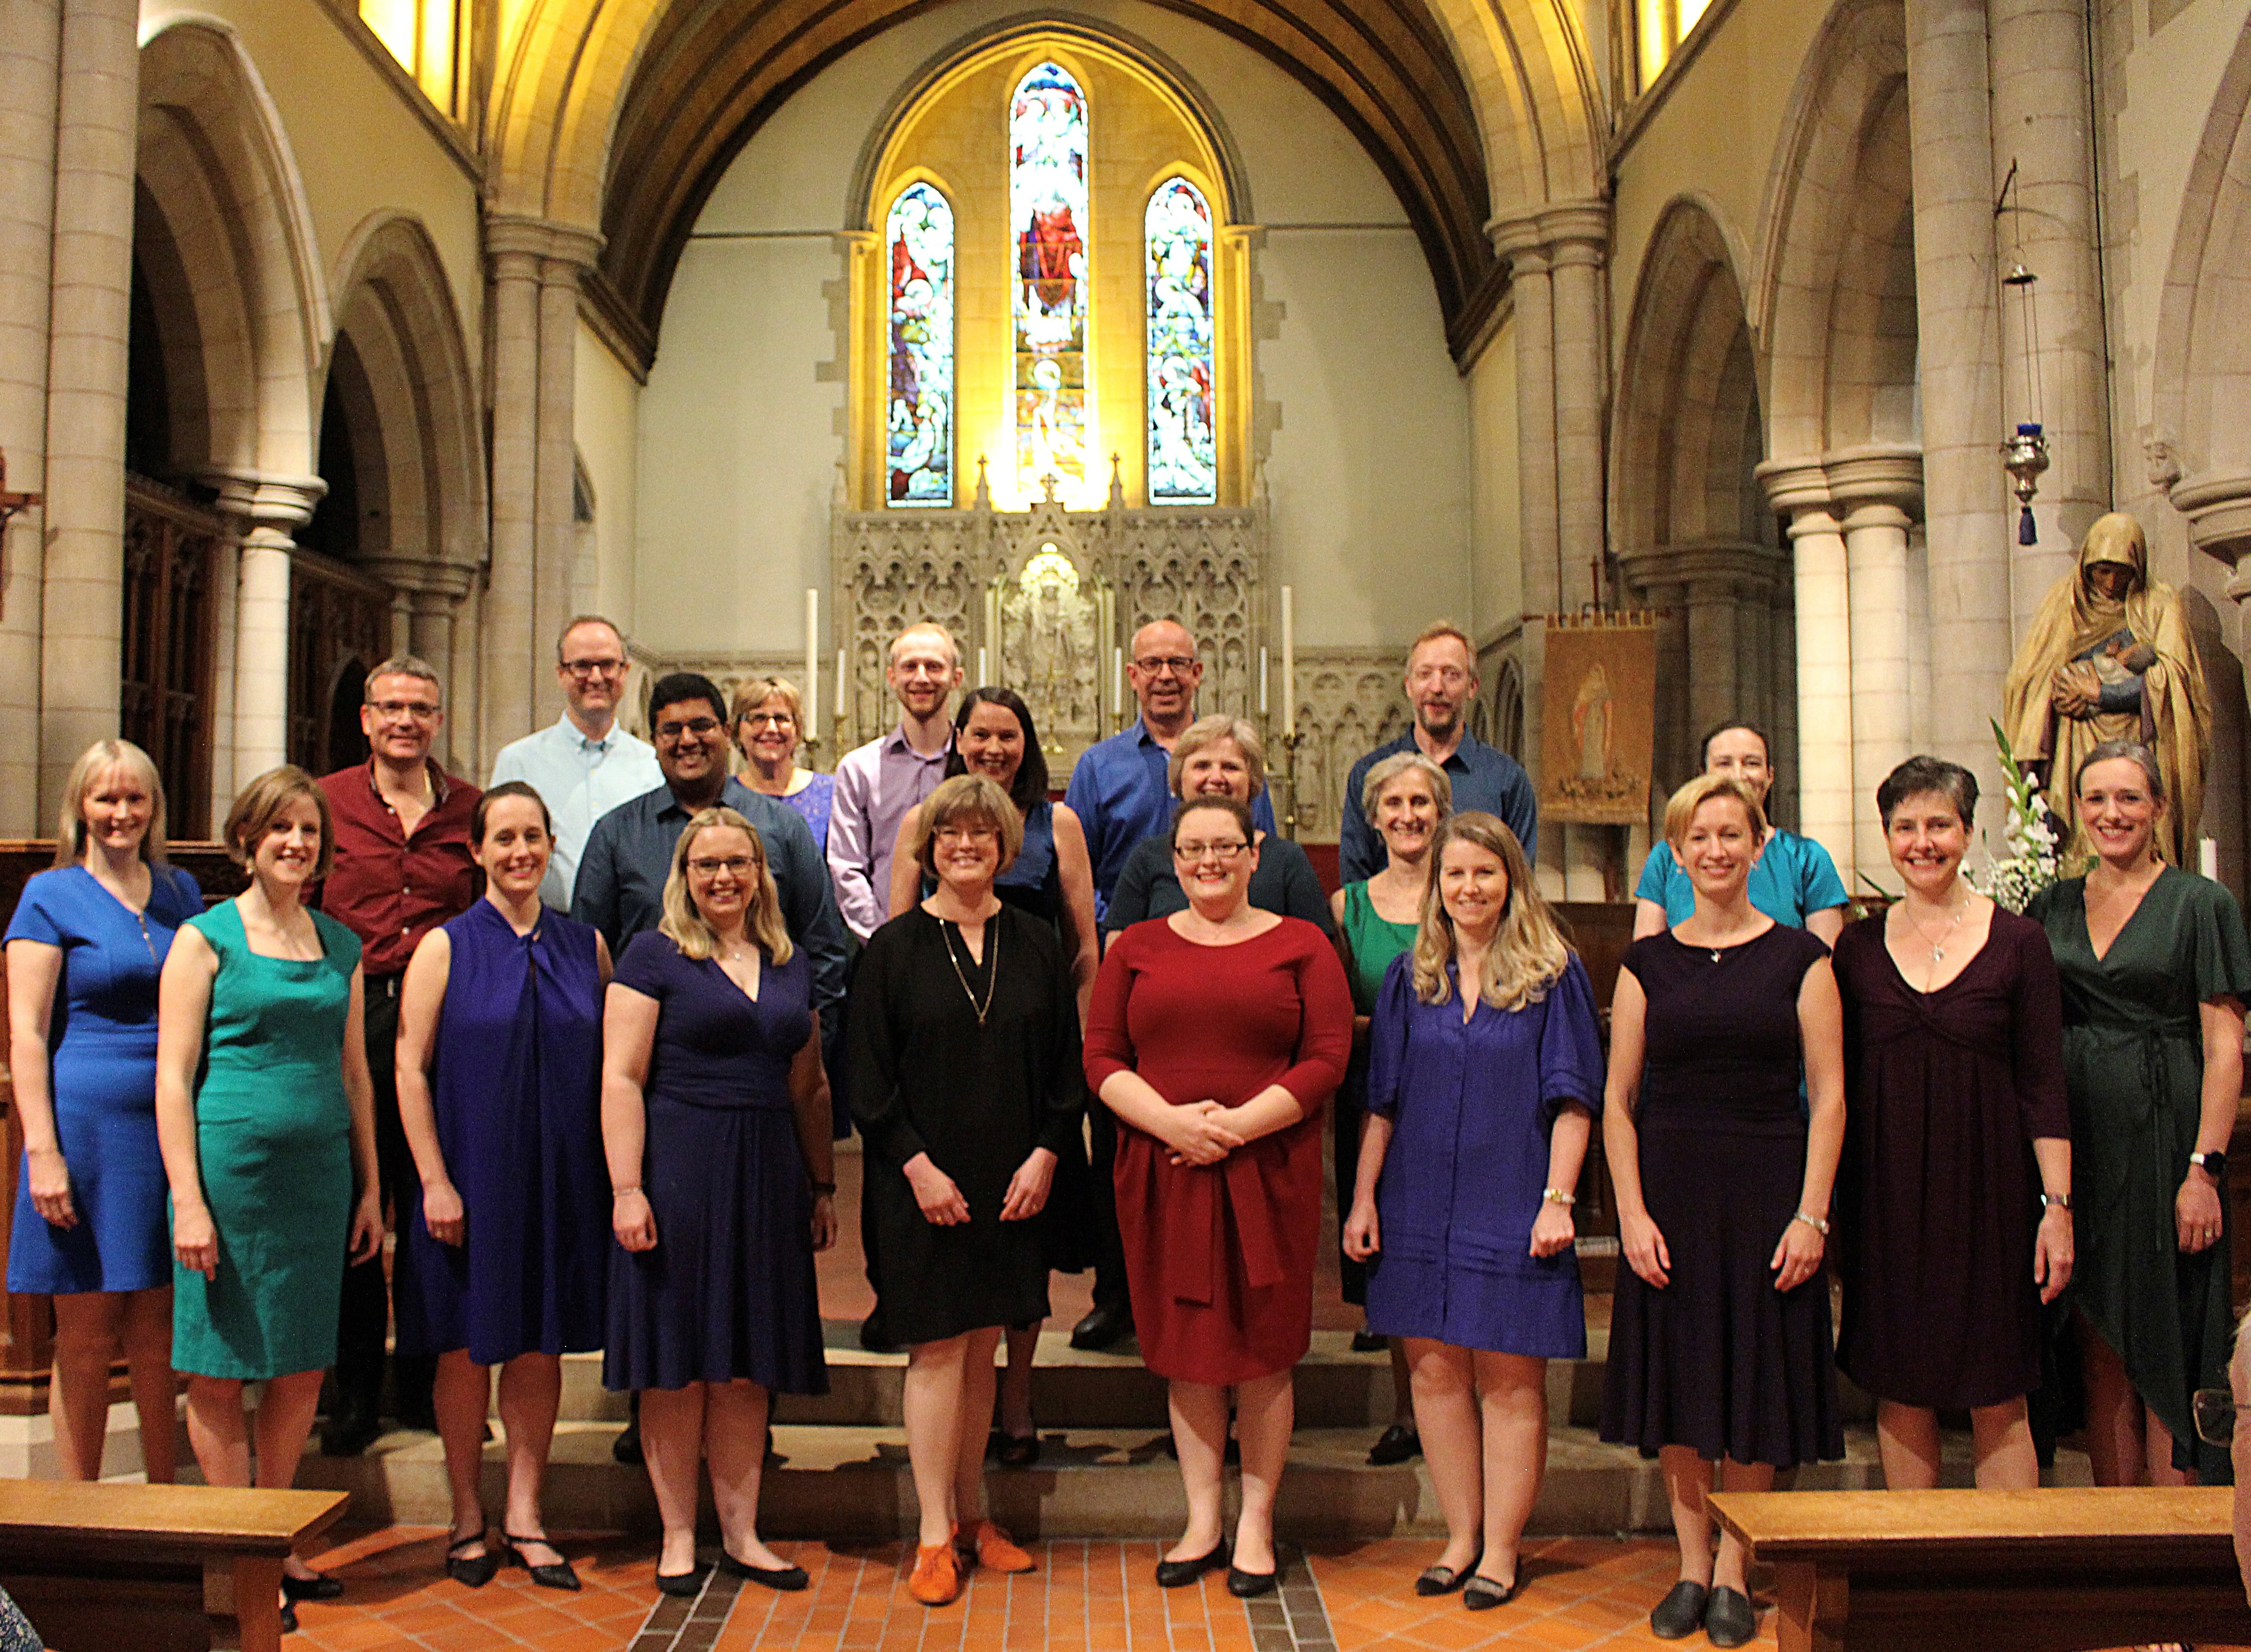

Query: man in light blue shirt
left=488, top=614, right=662, bottom=909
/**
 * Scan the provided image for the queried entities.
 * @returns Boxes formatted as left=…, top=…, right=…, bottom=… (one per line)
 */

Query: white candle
left=1280, top=585, right=1296, bottom=737
left=1112, top=648, right=1125, bottom=721
left=2202, top=837, right=2220, bottom=880
left=804, top=589, right=820, bottom=731
left=835, top=648, right=848, bottom=746
left=976, top=646, right=989, bottom=685
left=1258, top=647, right=1269, bottom=715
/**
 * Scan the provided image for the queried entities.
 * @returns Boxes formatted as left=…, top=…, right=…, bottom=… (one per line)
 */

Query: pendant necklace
left=942, top=915, right=1000, bottom=1026
left=1908, top=897, right=1968, bottom=965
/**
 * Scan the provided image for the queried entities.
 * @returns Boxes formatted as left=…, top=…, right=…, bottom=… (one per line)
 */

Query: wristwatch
left=2191, top=1150, right=2228, bottom=1180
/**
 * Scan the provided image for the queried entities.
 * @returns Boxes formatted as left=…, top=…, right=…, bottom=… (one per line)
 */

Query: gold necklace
left=940, top=915, right=1000, bottom=1026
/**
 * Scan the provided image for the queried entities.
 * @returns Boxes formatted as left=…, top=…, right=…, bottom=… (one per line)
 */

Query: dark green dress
left=2031, top=867, right=2251, bottom=1478
left=1336, top=881, right=1420, bottom=1305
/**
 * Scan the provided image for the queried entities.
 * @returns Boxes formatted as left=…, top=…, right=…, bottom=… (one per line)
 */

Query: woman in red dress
left=1084, top=795, right=1352, bottom=1597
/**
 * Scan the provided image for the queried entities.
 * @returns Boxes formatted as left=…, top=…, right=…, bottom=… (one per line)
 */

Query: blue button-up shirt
left=1064, top=719, right=1278, bottom=914
left=488, top=715, right=664, bottom=909
left=1339, top=728, right=1539, bottom=884
left=571, top=776, right=849, bottom=1014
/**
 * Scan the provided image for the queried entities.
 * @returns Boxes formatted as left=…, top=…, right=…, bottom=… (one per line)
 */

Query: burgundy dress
left=1084, top=917, right=1353, bottom=1385
left=1830, top=910, right=2068, bottom=1409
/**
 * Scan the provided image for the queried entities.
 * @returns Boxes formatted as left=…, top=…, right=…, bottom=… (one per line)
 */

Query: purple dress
left=396, top=900, right=608, bottom=1365
left=1362, top=952, right=1602, bottom=1357
left=604, top=932, right=827, bottom=1395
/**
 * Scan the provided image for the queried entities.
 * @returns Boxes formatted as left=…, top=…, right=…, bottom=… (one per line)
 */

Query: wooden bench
left=1708, top=1486, right=2251, bottom=1652
left=0, top=1480, right=348, bottom=1651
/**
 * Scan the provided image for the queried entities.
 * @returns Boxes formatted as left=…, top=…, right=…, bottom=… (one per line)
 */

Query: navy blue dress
left=604, top=932, right=827, bottom=1395
left=396, top=900, right=608, bottom=1365
left=5, top=863, right=202, bottom=1294
left=1362, top=953, right=1601, bottom=1357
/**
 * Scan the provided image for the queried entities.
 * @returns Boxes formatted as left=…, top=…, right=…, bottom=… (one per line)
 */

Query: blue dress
left=5, top=863, right=203, bottom=1294
left=1361, top=952, right=1602, bottom=1356
left=1635, top=830, right=1849, bottom=929
left=396, top=901, right=608, bottom=1365
left=780, top=772, right=836, bottom=859
left=604, top=932, right=827, bottom=1395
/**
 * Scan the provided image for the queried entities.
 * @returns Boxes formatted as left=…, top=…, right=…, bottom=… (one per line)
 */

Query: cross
left=0, top=448, right=39, bottom=527
left=1040, top=471, right=1061, bottom=504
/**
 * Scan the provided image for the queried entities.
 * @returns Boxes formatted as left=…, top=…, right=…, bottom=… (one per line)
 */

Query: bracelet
left=611, top=1185, right=641, bottom=1199
left=1792, top=1211, right=1830, bottom=1236
left=1541, top=1186, right=1576, bottom=1205
left=809, top=1180, right=837, bottom=1196
left=2041, top=1191, right=2072, bottom=1210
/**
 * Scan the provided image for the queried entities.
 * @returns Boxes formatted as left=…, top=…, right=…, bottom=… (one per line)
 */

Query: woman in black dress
left=1832, top=756, right=2073, bottom=1490
left=602, top=807, right=836, bottom=1596
left=850, top=774, right=1086, bottom=1607
left=1600, top=773, right=1845, bottom=1648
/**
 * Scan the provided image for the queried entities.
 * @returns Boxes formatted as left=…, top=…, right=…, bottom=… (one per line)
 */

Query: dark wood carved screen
left=286, top=549, right=392, bottom=777
left=120, top=478, right=220, bottom=838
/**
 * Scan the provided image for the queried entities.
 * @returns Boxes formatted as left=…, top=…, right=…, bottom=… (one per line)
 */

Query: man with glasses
left=315, top=655, right=483, bottom=1455
left=488, top=614, right=662, bottom=909
left=1338, top=622, right=1537, bottom=884
left=827, top=623, right=962, bottom=942
left=1061, top=620, right=1273, bottom=1351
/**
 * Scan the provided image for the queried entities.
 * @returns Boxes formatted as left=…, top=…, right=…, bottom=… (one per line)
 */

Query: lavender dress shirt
left=826, top=725, right=951, bottom=939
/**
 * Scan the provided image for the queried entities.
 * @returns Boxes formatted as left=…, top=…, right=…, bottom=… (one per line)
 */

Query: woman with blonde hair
left=1343, top=813, right=1600, bottom=1608
left=604, top=806, right=836, bottom=1596
left=7, top=740, right=201, bottom=1483
left=1600, top=772, right=1846, bottom=1647
left=731, top=676, right=836, bottom=853
left=156, top=766, right=384, bottom=1628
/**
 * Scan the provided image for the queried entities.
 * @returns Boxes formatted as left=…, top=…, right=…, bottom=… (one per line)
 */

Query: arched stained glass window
left=886, top=181, right=955, bottom=506
left=1144, top=177, right=1216, bottom=503
left=1009, top=61, right=1089, bottom=496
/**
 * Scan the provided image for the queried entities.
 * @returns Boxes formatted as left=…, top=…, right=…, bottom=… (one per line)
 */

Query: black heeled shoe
left=281, top=1569, right=343, bottom=1602
left=1154, top=1542, right=1230, bottom=1588
left=502, top=1532, right=581, bottom=1591
left=444, top=1532, right=501, bottom=1588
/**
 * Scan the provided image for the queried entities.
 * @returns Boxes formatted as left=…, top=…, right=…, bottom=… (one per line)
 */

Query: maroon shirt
left=316, top=759, right=481, bottom=977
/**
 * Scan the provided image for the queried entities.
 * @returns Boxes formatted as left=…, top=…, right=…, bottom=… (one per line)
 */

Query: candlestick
left=1112, top=648, right=1125, bottom=727
left=2202, top=837, right=2220, bottom=880
left=1258, top=647, right=1269, bottom=715
left=1280, top=585, right=1296, bottom=737
left=804, top=589, right=820, bottom=731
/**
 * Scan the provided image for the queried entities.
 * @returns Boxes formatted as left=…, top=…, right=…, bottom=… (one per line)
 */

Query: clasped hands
left=904, top=1148, right=1057, bottom=1226
left=1160, top=1099, right=1247, bottom=1167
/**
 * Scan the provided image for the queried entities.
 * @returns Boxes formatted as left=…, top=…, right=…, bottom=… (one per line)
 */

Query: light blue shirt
left=489, top=714, right=664, bottom=910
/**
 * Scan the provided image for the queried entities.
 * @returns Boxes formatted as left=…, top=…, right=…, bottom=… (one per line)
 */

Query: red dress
left=1084, top=917, right=1353, bottom=1384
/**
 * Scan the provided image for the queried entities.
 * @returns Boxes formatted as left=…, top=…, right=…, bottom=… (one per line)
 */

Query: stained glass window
left=1010, top=61, right=1089, bottom=497
left=885, top=181, right=955, bottom=506
left=1144, top=177, right=1217, bottom=503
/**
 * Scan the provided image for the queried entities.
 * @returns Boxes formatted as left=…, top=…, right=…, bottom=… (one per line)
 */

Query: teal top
left=1339, top=880, right=1420, bottom=1016
left=1634, top=828, right=1850, bottom=929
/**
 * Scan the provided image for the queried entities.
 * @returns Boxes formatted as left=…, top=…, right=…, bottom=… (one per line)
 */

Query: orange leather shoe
left=908, top=1540, right=962, bottom=1605
left=960, top=1519, right=1035, bottom=1574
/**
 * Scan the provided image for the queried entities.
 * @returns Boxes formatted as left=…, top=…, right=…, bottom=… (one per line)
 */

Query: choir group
left=6, top=612, right=2245, bottom=1647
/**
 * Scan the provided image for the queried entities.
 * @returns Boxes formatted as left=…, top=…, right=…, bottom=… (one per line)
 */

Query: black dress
left=848, top=905, right=1087, bottom=1346
left=1831, top=912, right=2068, bottom=1410
left=1599, top=925, right=1844, bottom=1469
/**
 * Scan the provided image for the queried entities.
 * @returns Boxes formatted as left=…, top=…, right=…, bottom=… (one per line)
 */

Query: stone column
left=1905, top=0, right=2012, bottom=792
left=535, top=233, right=597, bottom=710
left=1490, top=220, right=1560, bottom=617
left=1616, top=554, right=1691, bottom=792
left=1760, top=458, right=1858, bottom=887
left=211, top=471, right=325, bottom=790
left=1829, top=447, right=1924, bottom=875
left=37, top=0, right=139, bottom=817
left=0, top=0, right=59, bottom=833
left=1621, top=541, right=1790, bottom=800
left=1544, top=203, right=1611, bottom=614
left=1988, top=0, right=2108, bottom=614
left=370, top=557, right=474, bottom=771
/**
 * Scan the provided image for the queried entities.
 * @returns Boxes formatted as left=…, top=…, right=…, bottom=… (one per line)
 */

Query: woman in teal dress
left=1329, top=750, right=1451, bottom=1466
left=2030, top=740, right=2251, bottom=1485
left=156, top=767, right=382, bottom=1620
left=1633, top=722, right=1849, bottom=944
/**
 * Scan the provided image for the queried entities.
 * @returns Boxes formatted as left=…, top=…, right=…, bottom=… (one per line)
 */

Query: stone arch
left=1752, top=0, right=1917, bottom=461
left=134, top=15, right=328, bottom=481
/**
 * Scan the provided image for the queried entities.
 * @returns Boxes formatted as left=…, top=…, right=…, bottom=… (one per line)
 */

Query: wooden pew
left=0, top=1480, right=346, bottom=1652
left=1708, top=1485, right=2251, bottom=1652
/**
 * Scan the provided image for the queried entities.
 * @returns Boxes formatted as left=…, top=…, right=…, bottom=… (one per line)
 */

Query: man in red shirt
left=316, top=653, right=481, bottom=1455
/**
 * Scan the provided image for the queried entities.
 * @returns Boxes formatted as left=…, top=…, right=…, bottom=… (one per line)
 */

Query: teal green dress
left=2030, top=866, right=2251, bottom=1479
left=1337, top=880, right=1421, bottom=1304
left=171, top=901, right=362, bottom=1380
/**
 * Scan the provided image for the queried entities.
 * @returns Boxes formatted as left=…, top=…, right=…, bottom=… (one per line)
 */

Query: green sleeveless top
left=1340, top=879, right=1419, bottom=1015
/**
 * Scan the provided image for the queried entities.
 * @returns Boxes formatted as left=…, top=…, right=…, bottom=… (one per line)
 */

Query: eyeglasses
left=1134, top=655, right=1199, bottom=676
left=2193, top=1388, right=2238, bottom=1446
left=1174, top=839, right=1250, bottom=863
left=935, top=827, right=1000, bottom=845
left=687, top=855, right=758, bottom=878
left=368, top=699, right=440, bottom=721
left=738, top=711, right=795, bottom=730
left=561, top=658, right=625, bottom=678
left=655, top=717, right=723, bottom=742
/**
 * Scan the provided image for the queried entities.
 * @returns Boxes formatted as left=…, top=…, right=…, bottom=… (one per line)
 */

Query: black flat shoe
left=1154, top=1543, right=1229, bottom=1588
left=1703, top=1584, right=1757, bottom=1648
left=716, top=1550, right=808, bottom=1591
left=1463, top=1573, right=1520, bottom=1611
left=655, top=1563, right=710, bottom=1597
left=1069, top=1303, right=1134, bottom=1351
left=1350, top=1329, right=1388, bottom=1352
left=1367, top=1423, right=1421, bottom=1466
left=281, top=1570, right=343, bottom=1601
left=1414, top=1552, right=1480, bottom=1596
left=444, top=1533, right=500, bottom=1588
left=1649, top=1580, right=1708, bottom=1639
left=1227, top=1564, right=1279, bottom=1598
left=996, top=1431, right=1041, bottom=1467
left=502, top=1532, right=580, bottom=1591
